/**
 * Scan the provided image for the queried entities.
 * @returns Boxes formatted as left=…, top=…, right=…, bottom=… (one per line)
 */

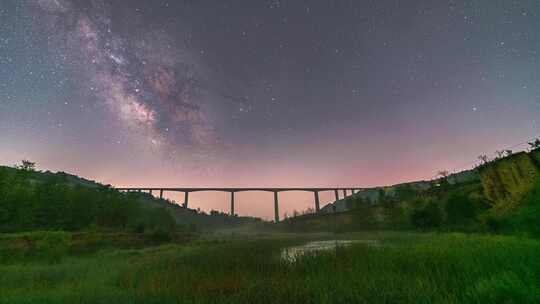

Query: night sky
left=1, top=0, right=539, bottom=218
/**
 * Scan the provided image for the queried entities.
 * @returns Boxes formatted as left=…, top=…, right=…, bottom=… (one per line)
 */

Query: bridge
left=116, top=187, right=364, bottom=222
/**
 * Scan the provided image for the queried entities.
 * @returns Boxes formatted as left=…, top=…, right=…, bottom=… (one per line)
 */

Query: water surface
left=281, top=239, right=378, bottom=262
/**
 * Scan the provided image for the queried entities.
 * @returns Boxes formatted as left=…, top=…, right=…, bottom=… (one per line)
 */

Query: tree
left=410, top=201, right=442, bottom=230
left=445, top=193, right=476, bottom=225
left=18, top=160, right=36, bottom=171
left=394, top=184, right=416, bottom=200
left=365, top=196, right=372, bottom=205
left=377, top=188, right=387, bottom=203
left=436, top=171, right=451, bottom=189
left=0, top=165, right=176, bottom=233
left=437, top=170, right=450, bottom=179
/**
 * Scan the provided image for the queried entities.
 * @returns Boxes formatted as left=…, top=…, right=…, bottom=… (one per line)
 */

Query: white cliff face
left=321, top=169, right=480, bottom=214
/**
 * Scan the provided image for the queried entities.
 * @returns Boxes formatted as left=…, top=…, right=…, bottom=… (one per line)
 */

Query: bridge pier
left=116, top=187, right=364, bottom=219
left=314, top=191, right=320, bottom=213
left=230, top=192, right=235, bottom=216
left=183, top=191, right=189, bottom=208
left=274, top=191, right=279, bottom=223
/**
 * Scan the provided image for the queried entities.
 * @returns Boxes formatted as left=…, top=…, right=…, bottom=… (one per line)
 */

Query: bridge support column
left=183, top=191, right=189, bottom=208
left=343, top=189, right=347, bottom=197
left=230, top=192, right=235, bottom=216
left=334, top=189, right=339, bottom=201
left=274, top=191, right=279, bottom=223
left=159, top=189, right=163, bottom=199
left=149, top=189, right=153, bottom=196
left=314, top=191, right=320, bottom=213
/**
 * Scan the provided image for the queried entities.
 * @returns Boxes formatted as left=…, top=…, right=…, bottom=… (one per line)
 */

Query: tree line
left=0, top=163, right=175, bottom=233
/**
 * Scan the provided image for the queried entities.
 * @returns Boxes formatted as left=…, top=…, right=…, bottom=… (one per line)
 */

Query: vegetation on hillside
left=282, top=147, right=540, bottom=236
left=0, top=162, right=263, bottom=233
left=0, top=164, right=176, bottom=233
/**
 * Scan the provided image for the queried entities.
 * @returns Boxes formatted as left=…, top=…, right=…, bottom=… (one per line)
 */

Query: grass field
left=1, top=231, right=539, bottom=303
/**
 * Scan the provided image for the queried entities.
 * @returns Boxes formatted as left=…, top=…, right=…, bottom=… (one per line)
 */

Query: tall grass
left=1, top=233, right=539, bottom=303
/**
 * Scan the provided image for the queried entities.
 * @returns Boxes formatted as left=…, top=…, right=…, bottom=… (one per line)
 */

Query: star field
left=1, top=0, right=539, bottom=218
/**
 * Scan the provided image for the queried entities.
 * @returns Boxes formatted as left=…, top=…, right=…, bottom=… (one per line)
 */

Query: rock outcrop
left=479, top=150, right=540, bottom=207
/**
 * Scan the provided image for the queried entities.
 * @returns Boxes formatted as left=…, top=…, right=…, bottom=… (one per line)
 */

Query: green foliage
left=394, top=184, right=417, bottom=200
left=147, top=228, right=173, bottom=243
left=507, top=184, right=540, bottom=237
left=479, top=182, right=540, bottom=236
left=128, top=207, right=176, bottom=233
left=410, top=200, right=443, bottom=230
left=444, top=192, right=487, bottom=225
left=176, top=223, right=198, bottom=233
left=378, top=188, right=387, bottom=203
left=36, top=231, right=71, bottom=264
left=483, top=214, right=503, bottom=233
left=381, top=200, right=408, bottom=229
left=0, top=166, right=176, bottom=233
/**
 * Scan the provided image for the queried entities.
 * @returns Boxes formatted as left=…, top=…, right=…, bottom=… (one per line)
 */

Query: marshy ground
left=1, top=230, right=539, bottom=304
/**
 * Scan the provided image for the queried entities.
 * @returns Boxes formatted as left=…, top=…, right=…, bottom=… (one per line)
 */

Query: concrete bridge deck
left=116, top=187, right=363, bottom=222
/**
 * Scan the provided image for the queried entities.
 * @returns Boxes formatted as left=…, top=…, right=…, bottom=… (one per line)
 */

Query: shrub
left=444, top=193, right=489, bottom=224
left=410, top=201, right=442, bottom=230
left=394, top=184, right=417, bottom=200
left=133, top=223, right=146, bottom=234
left=83, top=224, right=104, bottom=249
left=129, top=207, right=176, bottom=234
left=0, top=206, right=9, bottom=224
left=445, top=193, right=476, bottom=224
left=508, top=186, right=540, bottom=237
left=483, top=183, right=540, bottom=236
left=381, top=201, right=407, bottom=228
left=147, top=228, right=172, bottom=243
left=484, top=215, right=503, bottom=233
left=35, top=231, right=71, bottom=263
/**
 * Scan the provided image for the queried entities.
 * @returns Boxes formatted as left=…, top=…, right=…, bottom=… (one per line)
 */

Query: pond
left=281, top=239, right=378, bottom=262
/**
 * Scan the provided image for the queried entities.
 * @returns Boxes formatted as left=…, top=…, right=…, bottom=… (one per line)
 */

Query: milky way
left=30, top=0, right=220, bottom=159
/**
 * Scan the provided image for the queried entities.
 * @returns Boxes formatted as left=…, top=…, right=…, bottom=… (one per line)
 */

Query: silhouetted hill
left=0, top=165, right=262, bottom=233
left=0, top=165, right=100, bottom=188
